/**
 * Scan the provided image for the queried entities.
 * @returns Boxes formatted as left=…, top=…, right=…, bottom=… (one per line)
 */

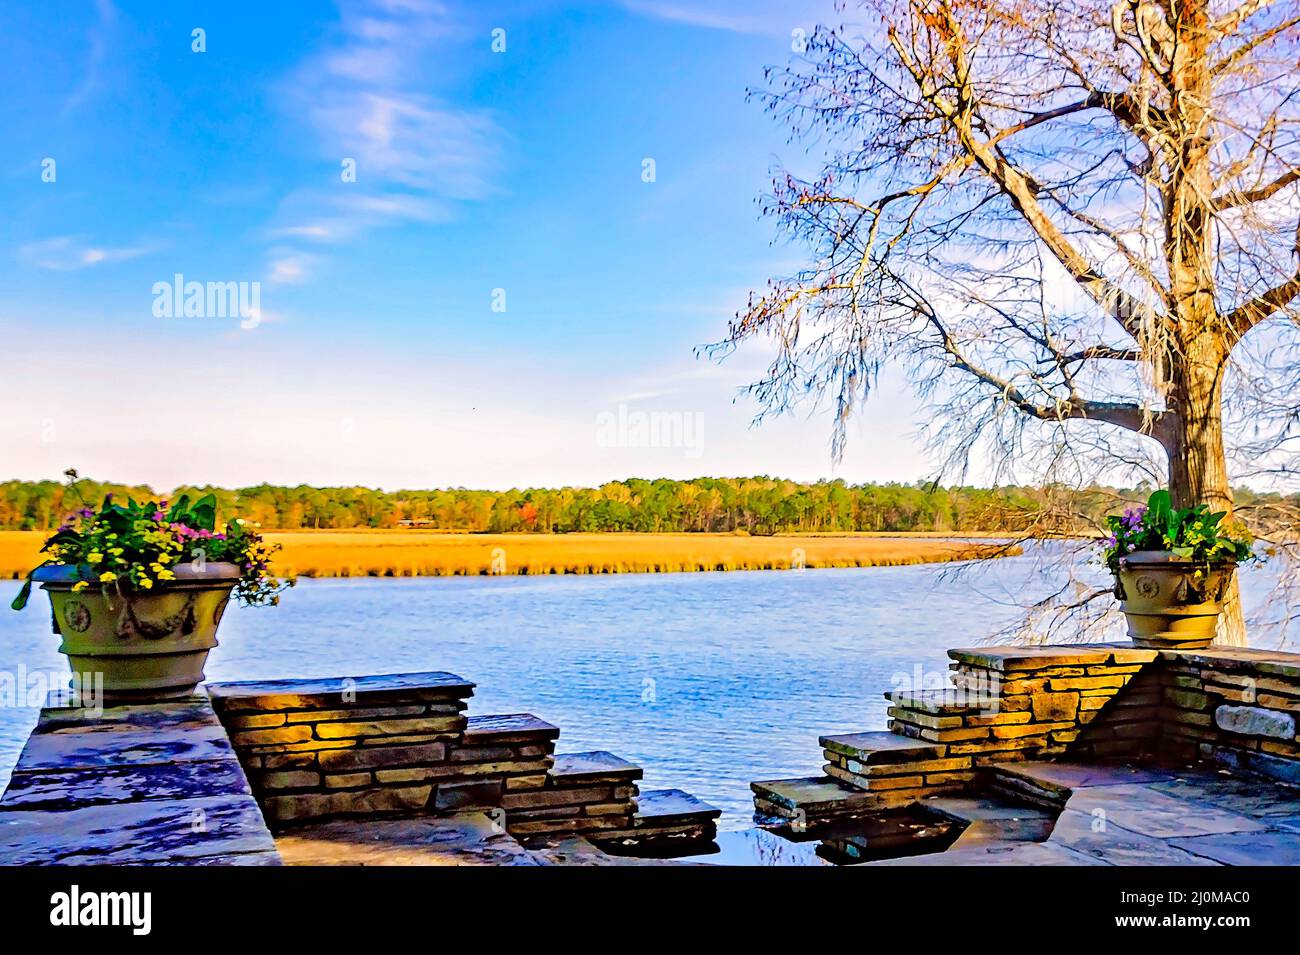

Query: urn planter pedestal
left=34, top=562, right=240, bottom=700
left=1114, top=550, right=1235, bottom=651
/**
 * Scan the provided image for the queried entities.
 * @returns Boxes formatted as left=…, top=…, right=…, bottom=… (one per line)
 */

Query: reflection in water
left=673, top=808, right=963, bottom=866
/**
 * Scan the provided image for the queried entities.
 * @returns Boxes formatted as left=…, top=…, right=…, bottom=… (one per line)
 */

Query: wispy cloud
left=62, top=0, right=117, bottom=116
left=267, top=0, right=504, bottom=272
left=266, top=250, right=317, bottom=285
left=19, top=235, right=155, bottom=271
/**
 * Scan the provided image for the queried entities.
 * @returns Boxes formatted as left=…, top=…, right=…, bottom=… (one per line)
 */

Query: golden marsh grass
left=0, top=530, right=1015, bottom=580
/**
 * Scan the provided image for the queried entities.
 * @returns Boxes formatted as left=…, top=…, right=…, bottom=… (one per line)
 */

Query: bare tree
left=712, top=0, right=1300, bottom=644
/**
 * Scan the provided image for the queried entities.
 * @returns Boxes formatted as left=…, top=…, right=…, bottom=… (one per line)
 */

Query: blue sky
left=0, top=0, right=927, bottom=491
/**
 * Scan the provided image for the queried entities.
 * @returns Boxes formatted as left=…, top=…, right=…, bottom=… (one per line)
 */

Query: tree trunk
left=1160, top=0, right=1246, bottom=646
left=1165, top=342, right=1246, bottom=647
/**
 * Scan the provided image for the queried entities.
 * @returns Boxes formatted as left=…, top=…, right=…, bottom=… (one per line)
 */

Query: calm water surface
left=0, top=545, right=1286, bottom=827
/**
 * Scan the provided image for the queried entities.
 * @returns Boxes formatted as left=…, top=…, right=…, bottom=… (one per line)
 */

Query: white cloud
left=266, top=250, right=316, bottom=285
left=268, top=0, right=503, bottom=268
left=62, top=0, right=117, bottom=115
left=19, top=236, right=154, bottom=271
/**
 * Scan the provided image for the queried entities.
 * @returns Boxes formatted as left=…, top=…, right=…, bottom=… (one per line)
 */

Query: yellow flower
left=138, top=577, right=153, bottom=589
left=99, top=572, right=117, bottom=583
left=71, top=581, right=89, bottom=593
left=157, top=568, right=175, bottom=581
left=87, top=552, right=103, bottom=563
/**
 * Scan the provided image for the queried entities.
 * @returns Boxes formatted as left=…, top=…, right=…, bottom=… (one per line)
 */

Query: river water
left=0, top=543, right=1288, bottom=826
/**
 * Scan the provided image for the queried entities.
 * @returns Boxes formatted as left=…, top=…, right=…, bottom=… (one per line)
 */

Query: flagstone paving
left=0, top=693, right=279, bottom=865
left=870, top=761, right=1300, bottom=866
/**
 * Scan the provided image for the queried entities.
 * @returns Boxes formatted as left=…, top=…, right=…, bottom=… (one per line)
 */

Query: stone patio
left=873, top=760, right=1300, bottom=866
left=0, top=694, right=279, bottom=865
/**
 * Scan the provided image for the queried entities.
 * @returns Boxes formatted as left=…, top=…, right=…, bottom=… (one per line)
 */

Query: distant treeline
left=0, top=477, right=1291, bottom=536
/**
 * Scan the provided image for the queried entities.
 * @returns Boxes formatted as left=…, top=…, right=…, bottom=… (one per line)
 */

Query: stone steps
left=885, top=689, right=1002, bottom=715
left=820, top=731, right=948, bottom=764
left=987, top=762, right=1075, bottom=810
left=208, top=673, right=723, bottom=856
left=751, top=775, right=890, bottom=825
left=463, top=713, right=560, bottom=746
left=506, top=751, right=642, bottom=839
left=821, top=730, right=974, bottom=797
left=593, top=788, right=720, bottom=849
left=920, top=795, right=1057, bottom=847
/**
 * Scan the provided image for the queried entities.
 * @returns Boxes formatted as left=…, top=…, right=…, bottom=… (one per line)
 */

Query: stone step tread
left=464, top=714, right=561, bottom=743
left=992, top=760, right=1176, bottom=796
left=751, top=776, right=881, bottom=813
left=549, top=751, right=643, bottom=783
left=208, top=672, right=476, bottom=711
left=922, top=795, right=1057, bottom=825
left=948, top=646, right=1156, bottom=671
left=820, top=731, right=946, bottom=764
left=885, top=689, right=1001, bottom=713
left=632, top=789, right=720, bottom=827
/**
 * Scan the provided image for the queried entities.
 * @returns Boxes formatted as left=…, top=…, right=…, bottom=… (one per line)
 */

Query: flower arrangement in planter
left=1101, top=489, right=1255, bottom=650
left=12, top=477, right=288, bottom=699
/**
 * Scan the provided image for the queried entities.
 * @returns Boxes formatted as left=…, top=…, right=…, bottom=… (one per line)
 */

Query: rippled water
left=0, top=544, right=1288, bottom=826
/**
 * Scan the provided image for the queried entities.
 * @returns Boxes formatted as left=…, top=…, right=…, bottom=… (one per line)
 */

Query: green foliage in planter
left=11, top=471, right=289, bottom=611
left=1101, top=489, right=1256, bottom=576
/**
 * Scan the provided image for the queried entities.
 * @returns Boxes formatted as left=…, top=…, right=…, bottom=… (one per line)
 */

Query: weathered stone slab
left=462, top=713, right=560, bottom=744
left=922, top=794, right=1056, bottom=847
left=263, top=784, right=432, bottom=825
left=547, top=751, right=643, bottom=785
left=1149, top=775, right=1300, bottom=822
left=38, top=698, right=218, bottom=732
left=751, top=776, right=879, bottom=815
left=869, top=839, right=1107, bottom=866
left=885, top=689, right=1000, bottom=714
left=1214, top=704, right=1296, bottom=739
left=1165, top=647, right=1300, bottom=680
left=1048, top=808, right=1222, bottom=866
left=208, top=671, right=475, bottom=712
left=633, top=788, right=719, bottom=826
left=15, top=716, right=235, bottom=772
left=948, top=646, right=1122, bottom=671
left=1203, top=745, right=1300, bottom=786
left=819, top=731, right=945, bottom=764
left=274, top=811, right=545, bottom=866
left=1090, top=643, right=1162, bottom=666
left=1170, top=829, right=1300, bottom=866
left=0, top=793, right=275, bottom=864
left=993, top=760, right=1174, bottom=795
left=1066, top=783, right=1266, bottom=839
left=1, top=759, right=251, bottom=810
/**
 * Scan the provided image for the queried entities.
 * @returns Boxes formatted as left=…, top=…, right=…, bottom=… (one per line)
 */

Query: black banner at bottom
left=0, top=863, right=1281, bottom=942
